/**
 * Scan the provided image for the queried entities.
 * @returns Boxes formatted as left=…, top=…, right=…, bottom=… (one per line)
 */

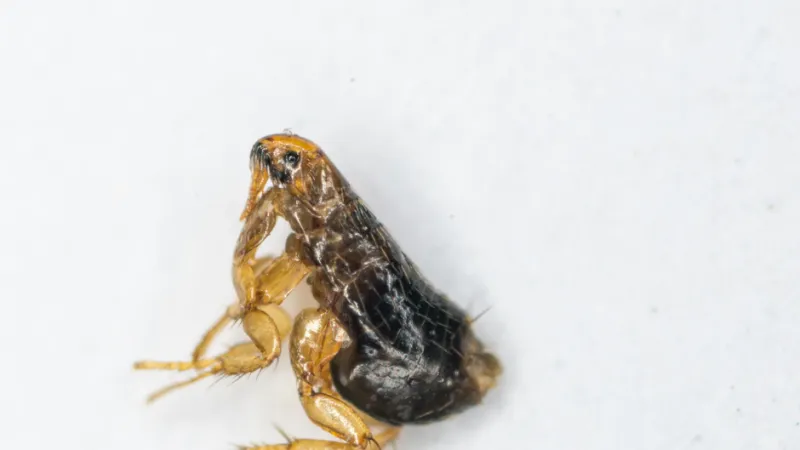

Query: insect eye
left=284, top=151, right=300, bottom=167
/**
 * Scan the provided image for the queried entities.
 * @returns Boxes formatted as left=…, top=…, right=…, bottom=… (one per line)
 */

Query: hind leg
left=239, top=427, right=401, bottom=450
left=240, top=308, right=402, bottom=450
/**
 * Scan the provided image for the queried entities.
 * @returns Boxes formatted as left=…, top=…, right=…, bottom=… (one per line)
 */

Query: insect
left=134, top=133, right=502, bottom=450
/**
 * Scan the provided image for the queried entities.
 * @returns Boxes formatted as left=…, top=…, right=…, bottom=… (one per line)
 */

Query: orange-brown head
left=239, top=133, right=326, bottom=221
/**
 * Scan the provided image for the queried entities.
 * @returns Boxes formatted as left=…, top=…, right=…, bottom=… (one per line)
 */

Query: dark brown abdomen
left=329, top=263, right=484, bottom=425
left=297, top=197, right=485, bottom=424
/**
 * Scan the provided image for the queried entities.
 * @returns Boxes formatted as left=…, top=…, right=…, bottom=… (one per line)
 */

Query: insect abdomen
left=328, top=252, right=487, bottom=424
left=298, top=194, right=498, bottom=424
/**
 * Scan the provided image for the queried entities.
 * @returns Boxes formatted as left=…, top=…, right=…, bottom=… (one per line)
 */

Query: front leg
left=231, top=187, right=312, bottom=366
left=135, top=188, right=308, bottom=400
left=133, top=305, right=288, bottom=403
left=232, top=187, right=282, bottom=306
left=191, top=255, right=279, bottom=362
left=141, top=186, right=286, bottom=369
left=237, top=251, right=311, bottom=312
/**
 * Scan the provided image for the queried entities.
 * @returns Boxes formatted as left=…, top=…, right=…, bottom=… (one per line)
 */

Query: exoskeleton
left=135, top=133, right=502, bottom=449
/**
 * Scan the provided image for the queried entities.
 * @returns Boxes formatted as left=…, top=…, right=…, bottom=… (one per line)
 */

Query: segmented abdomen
left=299, top=195, right=480, bottom=424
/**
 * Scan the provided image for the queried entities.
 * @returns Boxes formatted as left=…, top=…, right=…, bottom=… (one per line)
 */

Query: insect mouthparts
left=271, top=166, right=290, bottom=184
left=250, top=144, right=270, bottom=170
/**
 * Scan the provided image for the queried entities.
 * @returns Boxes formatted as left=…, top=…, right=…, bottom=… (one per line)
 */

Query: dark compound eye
left=284, top=150, right=300, bottom=167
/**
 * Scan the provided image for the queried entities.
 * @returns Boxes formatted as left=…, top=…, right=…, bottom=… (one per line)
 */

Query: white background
left=1, top=1, right=799, bottom=449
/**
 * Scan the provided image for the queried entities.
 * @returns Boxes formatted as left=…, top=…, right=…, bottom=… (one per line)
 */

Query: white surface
left=1, top=1, right=799, bottom=449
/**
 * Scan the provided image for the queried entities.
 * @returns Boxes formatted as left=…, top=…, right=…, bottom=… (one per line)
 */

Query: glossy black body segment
left=330, top=262, right=481, bottom=425
left=293, top=185, right=483, bottom=425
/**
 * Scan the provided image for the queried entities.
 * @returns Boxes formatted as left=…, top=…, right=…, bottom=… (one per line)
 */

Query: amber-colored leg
left=225, top=189, right=308, bottom=377
left=192, top=255, right=278, bottom=362
left=136, top=342, right=258, bottom=403
left=191, top=302, right=241, bottom=362
left=239, top=427, right=400, bottom=450
left=135, top=255, right=306, bottom=403
left=186, top=187, right=289, bottom=367
left=239, top=309, right=402, bottom=450
left=235, top=252, right=310, bottom=312
left=134, top=304, right=291, bottom=402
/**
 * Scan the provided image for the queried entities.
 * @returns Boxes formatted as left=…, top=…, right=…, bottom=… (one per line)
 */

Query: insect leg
left=238, top=426, right=400, bottom=450
left=191, top=302, right=241, bottom=362
left=237, top=441, right=352, bottom=450
left=237, top=420, right=400, bottom=450
left=137, top=341, right=259, bottom=403
left=237, top=308, right=404, bottom=450
left=197, top=183, right=301, bottom=364
left=245, top=308, right=380, bottom=450
left=135, top=189, right=306, bottom=401
left=191, top=255, right=278, bottom=362
left=133, top=304, right=291, bottom=401
left=245, top=252, right=311, bottom=310
left=232, top=188, right=287, bottom=308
